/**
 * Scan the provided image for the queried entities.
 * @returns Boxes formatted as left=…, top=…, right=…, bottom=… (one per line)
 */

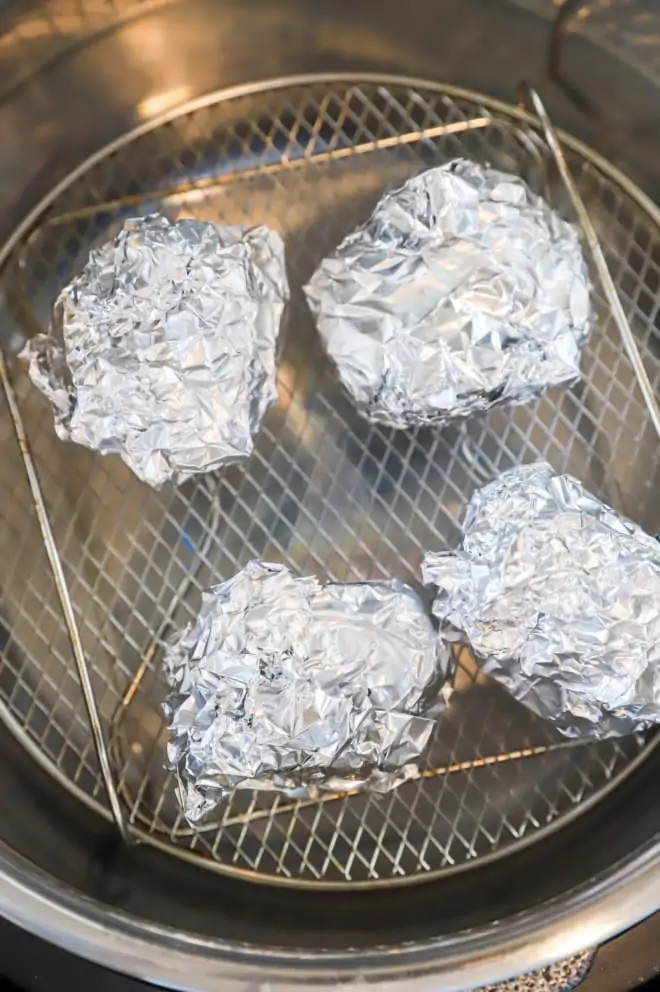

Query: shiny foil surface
left=23, top=215, right=288, bottom=487
left=164, top=561, right=447, bottom=821
left=422, top=463, right=660, bottom=739
left=304, top=160, right=592, bottom=428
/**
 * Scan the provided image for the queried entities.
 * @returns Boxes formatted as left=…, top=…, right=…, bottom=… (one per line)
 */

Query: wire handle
left=518, top=83, right=660, bottom=442
left=0, top=349, right=130, bottom=843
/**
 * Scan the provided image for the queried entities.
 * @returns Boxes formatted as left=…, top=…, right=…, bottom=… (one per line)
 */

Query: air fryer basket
left=1, top=1, right=660, bottom=989
left=1, top=74, right=658, bottom=887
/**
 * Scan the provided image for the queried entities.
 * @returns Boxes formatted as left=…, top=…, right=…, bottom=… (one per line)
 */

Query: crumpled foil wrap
left=23, top=214, right=288, bottom=487
left=164, top=561, right=447, bottom=821
left=304, top=159, right=592, bottom=428
left=422, top=462, right=660, bottom=739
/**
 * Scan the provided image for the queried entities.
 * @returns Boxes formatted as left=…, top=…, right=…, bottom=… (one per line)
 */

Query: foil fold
left=305, top=160, right=592, bottom=428
left=164, top=561, right=447, bottom=821
left=422, top=462, right=660, bottom=739
left=23, top=214, right=288, bottom=487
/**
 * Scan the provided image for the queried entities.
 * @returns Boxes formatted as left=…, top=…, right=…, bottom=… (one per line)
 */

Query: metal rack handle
left=0, top=349, right=130, bottom=842
left=519, top=83, right=660, bottom=442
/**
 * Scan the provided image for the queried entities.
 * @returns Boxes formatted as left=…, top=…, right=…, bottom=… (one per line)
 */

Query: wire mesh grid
left=0, top=77, right=658, bottom=885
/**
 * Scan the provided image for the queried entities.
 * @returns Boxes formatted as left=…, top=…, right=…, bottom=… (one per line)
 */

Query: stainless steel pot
left=1, top=1, right=660, bottom=989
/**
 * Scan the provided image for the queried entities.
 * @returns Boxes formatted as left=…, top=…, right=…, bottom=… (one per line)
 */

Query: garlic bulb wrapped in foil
left=164, top=561, right=448, bottom=822
left=422, top=462, right=660, bottom=739
left=23, top=215, right=288, bottom=487
left=305, top=160, right=592, bottom=428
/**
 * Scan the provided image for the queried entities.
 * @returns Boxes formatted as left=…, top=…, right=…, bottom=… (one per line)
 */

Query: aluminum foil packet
left=304, top=160, right=592, bottom=428
left=422, top=462, right=660, bottom=739
left=164, top=561, right=448, bottom=821
left=23, top=214, right=288, bottom=487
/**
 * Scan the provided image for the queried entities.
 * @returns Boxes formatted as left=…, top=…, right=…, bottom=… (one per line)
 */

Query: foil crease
left=164, top=561, right=447, bottom=821
left=304, top=160, right=592, bottom=428
left=422, top=462, right=660, bottom=739
left=23, top=215, right=288, bottom=487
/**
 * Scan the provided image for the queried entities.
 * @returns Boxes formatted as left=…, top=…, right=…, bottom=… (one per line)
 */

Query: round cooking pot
left=1, top=1, right=660, bottom=989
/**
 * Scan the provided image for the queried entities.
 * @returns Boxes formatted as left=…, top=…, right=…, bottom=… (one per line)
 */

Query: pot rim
left=0, top=837, right=659, bottom=991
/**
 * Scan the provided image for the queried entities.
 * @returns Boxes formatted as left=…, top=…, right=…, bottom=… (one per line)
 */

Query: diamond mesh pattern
left=0, top=79, right=656, bottom=885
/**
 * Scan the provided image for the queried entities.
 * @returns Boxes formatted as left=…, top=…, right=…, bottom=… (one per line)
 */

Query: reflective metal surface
left=165, top=563, right=444, bottom=818
left=24, top=216, right=288, bottom=487
left=1, top=1, right=660, bottom=988
left=305, top=158, right=592, bottom=428
left=2, top=77, right=657, bottom=889
left=424, top=462, right=660, bottom=739
left=1, top=825, right=660, bottom=992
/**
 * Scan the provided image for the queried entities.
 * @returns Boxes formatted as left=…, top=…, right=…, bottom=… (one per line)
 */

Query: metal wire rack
left=0, top=75, right=659, bottom=887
